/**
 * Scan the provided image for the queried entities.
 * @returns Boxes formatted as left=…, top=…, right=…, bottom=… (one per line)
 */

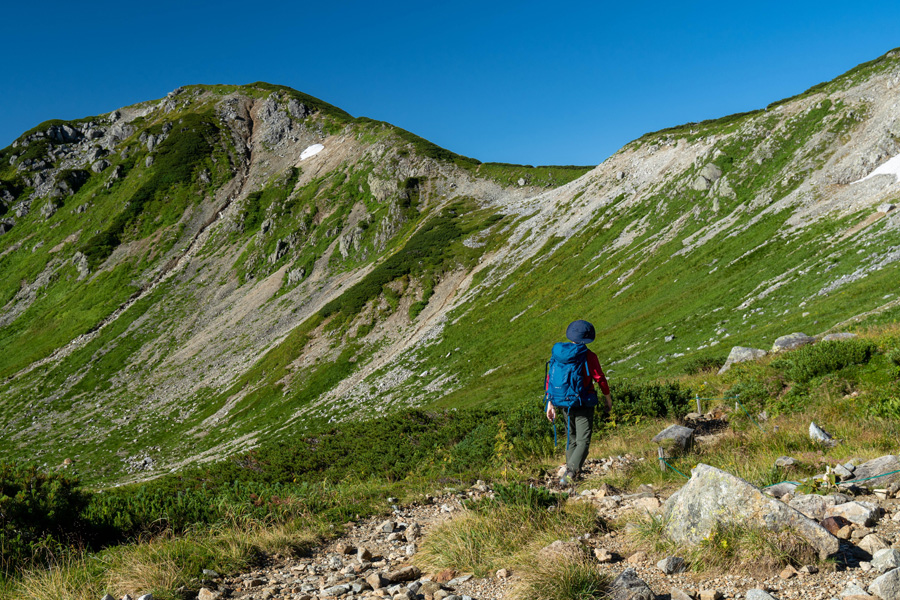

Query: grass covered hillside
left=1, top=48, right=900, bottom=491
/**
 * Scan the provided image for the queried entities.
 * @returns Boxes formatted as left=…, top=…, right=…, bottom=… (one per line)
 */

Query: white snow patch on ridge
left=852, top=154, right=900, bottom=184
left=300, top=144, right=325, bottom=160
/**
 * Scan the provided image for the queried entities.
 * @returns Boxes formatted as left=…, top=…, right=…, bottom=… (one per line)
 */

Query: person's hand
left=546, top=404, right=556, bottom=421
left=604, top=394, right=612, bottom=413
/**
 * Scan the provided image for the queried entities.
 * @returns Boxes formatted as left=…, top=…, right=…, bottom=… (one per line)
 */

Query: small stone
left=837, top=525, right=853, bottom=539
left=322, top=584, right=351, bottom=596
left=609, top=568, right=653, bottom=600
left=800, top=564, right=819, bottom=574
left=834, top=464, right=855, bottom=481
left=496, top=568, right=510, bottom=578
left=826, top=501, right=881, bottom=526
left=810, top=421, right=836, bottom=445
left=746, top=590, right=778, bottom=600
left=447, top=574, right=473, bottom=586
left=336, top=543, right=354, bottom=554
left=198, top=589, right=220, bottom=600
left=358, top=546, right=373, bottom=561
left=859, top=534, right=890, bottom=556
left=699, top=591, right=723, bottom=600
left=434, top=569, right=457, bottom=583
left=632, top=497, right=662, bottom=512
left=594, top=548, right=614, bottom=563
left=841, top=582, right=869, bottom=597
left=380, top=520, right=397, bottom=533
left=823, top=516, right=852, bottom=535
left=386, top=566, right=421, bottom=582
left=202, top=569, right=220, bottom=578
left=626, top=551, right=647, bottom=565
left=366, top=573, right=387, bottom=589
left=102, top=596, right=115, bottom=600
left=775, top=456, right=796, bottom=468
left=136, top=595, right=153, bottom=600
left=657, top=556, right=686, bottom=575
left=780, top=564, right=798, bottom=579
left=671, top=588, right=694, bottom=600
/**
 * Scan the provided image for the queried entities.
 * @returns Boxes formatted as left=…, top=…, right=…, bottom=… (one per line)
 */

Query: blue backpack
left=545, top=342, right=598, bottom=408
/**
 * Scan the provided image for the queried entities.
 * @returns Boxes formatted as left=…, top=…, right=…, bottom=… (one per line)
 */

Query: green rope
left=734, top=398, right=764, bottom=431
left=839, top=468, right=900, bottom=486
left=659, top=457, right=691, bottom=479
left=763, top=469, right=900, bottom=490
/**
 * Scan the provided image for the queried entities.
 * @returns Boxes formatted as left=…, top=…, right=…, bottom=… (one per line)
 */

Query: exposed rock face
left=662, top=464, right=839, bottom=558
left=822, top=332, right=857, bottom=341
left=772, top=332, right=816, bottom=352
left=718, top=346, right=767, bottom=374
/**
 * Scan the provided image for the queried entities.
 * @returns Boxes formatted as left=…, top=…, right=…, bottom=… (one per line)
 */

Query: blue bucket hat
left=566, top=320, right=595, bottom=344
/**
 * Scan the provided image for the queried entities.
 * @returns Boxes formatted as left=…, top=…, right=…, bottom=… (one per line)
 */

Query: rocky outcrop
left=772, top=332, right=816, bottom=352
left=662, top=464, right=839, bottom=558
left=717, top=346, right=767, bottom=374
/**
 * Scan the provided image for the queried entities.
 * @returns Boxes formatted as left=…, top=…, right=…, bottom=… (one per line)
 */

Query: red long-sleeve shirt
left=545, top=347, right=611, bottom=397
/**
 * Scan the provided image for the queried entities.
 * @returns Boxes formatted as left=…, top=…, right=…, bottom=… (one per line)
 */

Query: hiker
left=545, top=319, right=612, bottom=485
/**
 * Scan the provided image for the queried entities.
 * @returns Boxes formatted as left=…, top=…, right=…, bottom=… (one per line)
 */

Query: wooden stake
left=658, top=447, right=665, bottom=472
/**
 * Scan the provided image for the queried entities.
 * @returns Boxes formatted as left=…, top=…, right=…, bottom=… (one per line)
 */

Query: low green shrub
left=773, top=339, right=876, bottom=383
left=0, top=463, right=88, bottom=569
left=865, top=383, right=900, bottom=420
left=611, top=381, right=693, bottom=422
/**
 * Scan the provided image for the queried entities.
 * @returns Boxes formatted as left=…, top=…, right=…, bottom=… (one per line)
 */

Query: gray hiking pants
left=560, top=405, right=595, bottom=474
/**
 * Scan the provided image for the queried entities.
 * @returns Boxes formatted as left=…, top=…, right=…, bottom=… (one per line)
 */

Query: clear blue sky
left=3, top=1, right=900, bottom=166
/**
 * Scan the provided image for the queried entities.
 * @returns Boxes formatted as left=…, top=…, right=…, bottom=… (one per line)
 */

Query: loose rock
left=652, top=425, right=695, bottom=453
left=608, top=568, right=654, bottom=600
left=869, top=568, right=900, bottom=600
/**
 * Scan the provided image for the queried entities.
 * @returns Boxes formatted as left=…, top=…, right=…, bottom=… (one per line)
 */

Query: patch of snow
left=852, top=153, right=900, bottom=184
left=300, top=143, right=325, bottom=160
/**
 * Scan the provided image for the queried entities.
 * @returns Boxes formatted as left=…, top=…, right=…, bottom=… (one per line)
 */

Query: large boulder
left=772, top=332, right=816, bottom=352
left=846, top=455, right=900, bottom=490
left=718, top=347, right=767, bottom=374
left=652, top=425, right=695, bottom=453
left=662, top=464, right=839, bottom=558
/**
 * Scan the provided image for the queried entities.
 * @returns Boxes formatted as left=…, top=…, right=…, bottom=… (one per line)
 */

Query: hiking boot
left=559, top=468, right=576, bottom=486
